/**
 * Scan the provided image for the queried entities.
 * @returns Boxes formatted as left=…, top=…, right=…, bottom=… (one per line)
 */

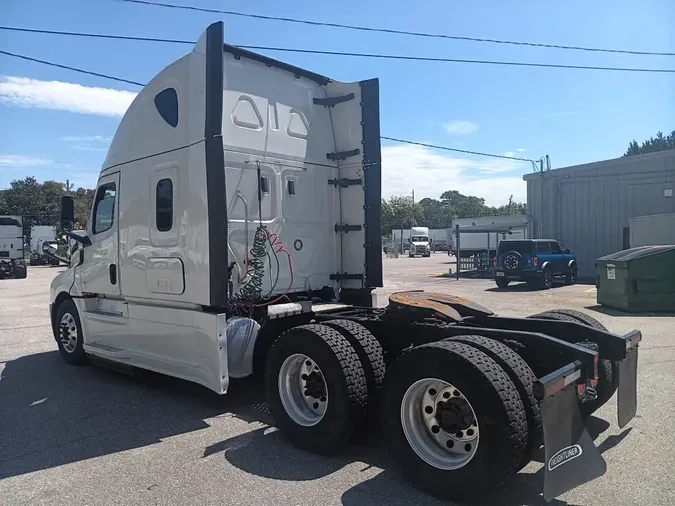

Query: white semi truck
left=409, top=226, right=431, bottom=257
left=29, top=225, right=60, bottom=266
left=50, top=22, right=641, bottom=503
left=0, top=215, right=27, bottom=279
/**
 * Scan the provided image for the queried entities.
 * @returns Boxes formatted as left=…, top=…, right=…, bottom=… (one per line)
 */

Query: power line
left=2, top=27, right=675, bottom=73
left=116, top=0, right=675, bottom=57
left=0, top=50, right=146, bottom=86
left=0, top=49, right=535, bottom=165
left=381, top=137, right=535, bottom=163
left=0, top=26, right=192, bottom=45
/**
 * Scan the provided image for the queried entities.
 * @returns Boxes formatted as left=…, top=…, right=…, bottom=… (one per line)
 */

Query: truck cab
left=408, top=226, right=431, bottom=257
left=0, top=215, right=27, bottom=279
left=50, top=21, right=382, bottom=394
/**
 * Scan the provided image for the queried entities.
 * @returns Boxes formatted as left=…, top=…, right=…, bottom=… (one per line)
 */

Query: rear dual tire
left=383, top=340, right=528, bottom=501
left=265, top=322, right=384, bottom=454
left=527, top=309, right=619, bottom=415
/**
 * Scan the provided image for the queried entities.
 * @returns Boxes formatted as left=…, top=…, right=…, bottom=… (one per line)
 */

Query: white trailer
left=448, top=216, right=528, bottom=256
left=630, top=213, right=675, bottom=247
left=29, top=225, right=60, bottom=266
left=48, top=22, right=641, bottom=503
left=0, top=215, right=27, bottom=278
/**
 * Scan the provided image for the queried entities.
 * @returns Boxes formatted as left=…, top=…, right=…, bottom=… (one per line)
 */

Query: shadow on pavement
left=0, top=350, right=264, bottom=479
left=1, top=350, right=634, bottom=505
left=586, top=304, right=675, bottom=318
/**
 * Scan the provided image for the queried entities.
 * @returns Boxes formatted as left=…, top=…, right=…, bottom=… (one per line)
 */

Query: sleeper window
left=93, top=183, right=116, bottom=234
left=154, top=88, right=179, bottom=127
left=156, top=178, right=173, bottom=232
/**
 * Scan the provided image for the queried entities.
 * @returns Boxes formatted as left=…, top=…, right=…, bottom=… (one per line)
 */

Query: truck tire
left=13, top=261, right=27, bottom=279
left=320, top=320, right=385, bottom=410
left=529, top=309, right=618, bottom=416
left=265, top=324, right=367, bottom=454
left=382, top=340, right=527, bottom=500
left=29, top=257, right=39, bottom=266
left=55, top=299, right=87, bottom=365
left=447, top=335, right=542, bottom=470
left=51, top=257, right=61, bottom=266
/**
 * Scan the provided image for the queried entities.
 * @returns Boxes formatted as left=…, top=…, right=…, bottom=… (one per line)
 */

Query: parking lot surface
left=1, top=256, right=674, bottom=506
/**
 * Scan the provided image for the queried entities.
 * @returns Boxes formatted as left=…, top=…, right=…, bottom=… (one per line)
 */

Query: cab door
left=79, top=172, right=129, bottom=353
left=83, top=173, right=121, bottom=296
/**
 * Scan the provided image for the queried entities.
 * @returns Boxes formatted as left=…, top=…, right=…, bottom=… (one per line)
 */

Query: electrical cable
left=0, top=49, right=545, bottom=164
left=2, top=27, right=675, bottom=73
left=115, top=0, right=675, bottom=57
left=0, top=49, right=146, bottom=86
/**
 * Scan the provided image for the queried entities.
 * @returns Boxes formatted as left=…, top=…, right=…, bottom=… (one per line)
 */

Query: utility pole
left=411, top=189, right=415, bottom=227
left=64, top=179, right=74, bottom=193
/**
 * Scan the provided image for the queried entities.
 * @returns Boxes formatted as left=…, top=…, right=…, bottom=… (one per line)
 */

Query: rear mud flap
left=541, top=385, right=607, bottom=502
left=618, top=346, right=638, bottom=428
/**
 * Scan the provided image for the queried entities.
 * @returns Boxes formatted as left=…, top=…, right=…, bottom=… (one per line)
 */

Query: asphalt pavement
left=1, top=257, right=674, bottom=505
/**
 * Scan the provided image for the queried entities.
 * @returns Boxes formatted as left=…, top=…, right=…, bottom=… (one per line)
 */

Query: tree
left=623, top=130, right=675, bottom=157
left=1, top=177, right=95, bottom=230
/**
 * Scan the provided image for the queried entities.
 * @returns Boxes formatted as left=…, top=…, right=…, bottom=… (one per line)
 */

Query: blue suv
left=493, top=239, right=577, bottom=289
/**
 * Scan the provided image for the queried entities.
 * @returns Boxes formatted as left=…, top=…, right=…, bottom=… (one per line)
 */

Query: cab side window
left=93, top=183, right=116, bottom=234
left=156, top=178, right=173, bottom=232
left=550, top=241, right=562, bottom=254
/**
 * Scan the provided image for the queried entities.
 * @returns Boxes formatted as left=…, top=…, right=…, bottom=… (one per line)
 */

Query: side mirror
left=60, top=196, right=74, bottom=231
left=408, top=238, right=411, bottom=243
left=564, top=248, right=570, bottom=254
left=430, top=238, right=433, bottom=243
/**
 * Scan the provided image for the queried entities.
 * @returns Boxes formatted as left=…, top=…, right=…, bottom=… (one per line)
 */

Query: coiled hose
left=236, top=226, right=270, bottom=301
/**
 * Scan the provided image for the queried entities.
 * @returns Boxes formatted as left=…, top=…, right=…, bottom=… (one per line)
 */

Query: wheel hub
left=278, top=354, right=328, bottom=427
left=59, top=313, right=78, bottom=353
left=400, top=378, right=480, bottom=470
left=436, top=397, right=474, bottom=433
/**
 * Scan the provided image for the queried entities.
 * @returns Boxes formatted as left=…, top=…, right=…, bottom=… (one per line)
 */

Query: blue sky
left=1, top=0, right=673, bottom=205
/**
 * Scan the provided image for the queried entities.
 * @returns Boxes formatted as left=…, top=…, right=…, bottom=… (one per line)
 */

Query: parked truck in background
left=48, top=22, right=641, bottom=503
left=409, top=226, right=431, bottom=257
left=0, top=215, right=27, bottom=279
left=29, top=225, right=60, bottom=266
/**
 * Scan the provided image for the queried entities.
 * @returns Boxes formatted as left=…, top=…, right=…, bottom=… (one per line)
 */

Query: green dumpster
left=596, top=245, right=675, bottom=312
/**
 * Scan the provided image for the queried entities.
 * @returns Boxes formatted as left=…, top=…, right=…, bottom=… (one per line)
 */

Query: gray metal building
left=524, top=149, right=675, bottom=279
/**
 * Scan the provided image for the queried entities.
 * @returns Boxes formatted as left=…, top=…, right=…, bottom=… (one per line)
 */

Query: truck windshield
left=411, top=236, right=429, bottom=242
left=498, top=241, right=534, bottom=254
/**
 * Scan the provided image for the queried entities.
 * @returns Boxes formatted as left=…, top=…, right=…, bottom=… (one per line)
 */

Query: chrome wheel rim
left=401, top=378, right=479, bottom=470
left=59, top=313, right=78, bottom=353
left=278, top=353, right=328, bottom=427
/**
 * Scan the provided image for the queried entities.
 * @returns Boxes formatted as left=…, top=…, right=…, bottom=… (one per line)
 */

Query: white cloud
left=516, top=148, right=526, bottom=152
left=381, top=144, right=526, bottom=206
left=443, top=120, right=478, bottom=135
left=0, top=76, right=136, bottom=117
left=72, top=143, right=109, bottom=152
left=0, top=154, right=51, bottom=168
left=60, top=135, right=113, bottom=142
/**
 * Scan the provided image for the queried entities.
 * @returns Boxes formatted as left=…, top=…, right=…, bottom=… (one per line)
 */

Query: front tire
left=265, top=324, right=367, bottom=454
left=383, top=340, right=527, bottom=500
left=55, top=299, right=87, bottom=365
left=538, top=267, right=553, bottom=289
left=565, top=265, right=578, bottom=285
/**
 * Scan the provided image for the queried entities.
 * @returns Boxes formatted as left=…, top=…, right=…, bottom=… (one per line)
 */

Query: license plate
left=496, top=271, right=505, bottom=277
left=607, top=265, right=616, bottom=280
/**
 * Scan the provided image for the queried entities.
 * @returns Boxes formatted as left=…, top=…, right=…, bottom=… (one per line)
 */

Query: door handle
left=109, top=264, right=117, bottom=285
